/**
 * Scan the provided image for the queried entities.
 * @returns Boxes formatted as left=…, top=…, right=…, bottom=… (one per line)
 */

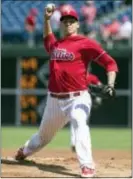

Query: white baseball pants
left=70, top=121, right=76, bottom=147
left=23, top=90, right=95, bottom=169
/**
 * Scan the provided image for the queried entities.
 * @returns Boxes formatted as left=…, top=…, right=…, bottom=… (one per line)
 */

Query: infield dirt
left=1, top=149, right=132, bottom=178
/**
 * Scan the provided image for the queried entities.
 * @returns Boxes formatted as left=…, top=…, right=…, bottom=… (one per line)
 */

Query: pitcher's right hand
left=44, top=4, right=55, bottom=20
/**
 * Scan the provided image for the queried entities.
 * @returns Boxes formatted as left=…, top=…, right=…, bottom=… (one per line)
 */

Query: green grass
left=1, top=127, right=131, bottom=150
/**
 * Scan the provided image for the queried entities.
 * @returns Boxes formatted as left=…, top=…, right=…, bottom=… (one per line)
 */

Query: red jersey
left=25, top=15, right=35, bottom=27
left=87, top=73, right=101, bottom=86
left=44, top=34, right=118, bottom=93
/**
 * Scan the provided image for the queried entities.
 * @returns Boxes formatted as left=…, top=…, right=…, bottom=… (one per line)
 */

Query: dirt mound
left=1, top=149, right=132, bottom=178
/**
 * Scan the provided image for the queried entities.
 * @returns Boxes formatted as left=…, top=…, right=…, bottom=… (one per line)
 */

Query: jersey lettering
left=51, top=48, right=75, bottom=61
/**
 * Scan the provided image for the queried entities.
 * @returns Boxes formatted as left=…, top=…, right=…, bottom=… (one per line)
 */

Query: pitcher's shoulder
left=82, top=37, right=102, bottom=48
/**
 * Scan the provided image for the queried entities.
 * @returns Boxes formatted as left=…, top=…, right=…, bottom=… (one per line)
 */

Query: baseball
left=46, top=3, right=55, bottom=12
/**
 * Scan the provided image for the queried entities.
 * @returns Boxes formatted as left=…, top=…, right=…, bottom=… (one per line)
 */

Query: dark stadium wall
left=125, top=0, right=132, bottom=5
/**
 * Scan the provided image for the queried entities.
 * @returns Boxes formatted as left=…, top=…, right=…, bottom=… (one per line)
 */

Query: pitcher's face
left=61, top=16, right=79, bottom=36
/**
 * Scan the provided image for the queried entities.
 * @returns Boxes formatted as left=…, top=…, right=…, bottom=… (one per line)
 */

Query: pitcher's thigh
left=70, top=98, right=92, bottom=127
left=38, top=103, right=67, bottom=142
left=71, top=106, right=89, bottom=127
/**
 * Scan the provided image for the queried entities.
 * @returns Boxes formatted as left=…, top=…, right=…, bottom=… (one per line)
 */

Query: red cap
left=60, top=9, right=78, bottom=21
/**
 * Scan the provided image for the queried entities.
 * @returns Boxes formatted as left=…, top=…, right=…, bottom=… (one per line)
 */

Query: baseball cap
left=60, top=9, right=78, bottom=21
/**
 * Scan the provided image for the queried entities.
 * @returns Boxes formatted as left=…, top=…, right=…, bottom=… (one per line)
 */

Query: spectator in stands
left=100, top=18, right=121, bottom=48
left=59, top=2, right=73, bottom=14
left=25, top=8, right=38, bottom=48
left=116, top=15, right=132, bottom=42
left=100, top=19, right=112, bottom=44
left=108, top=18, right=121, bottom=38
left=84, top=25, right=97, bottom=39
left=80, top=0, right=97, bottom=26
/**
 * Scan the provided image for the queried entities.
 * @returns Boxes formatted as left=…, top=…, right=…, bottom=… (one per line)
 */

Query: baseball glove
left=89, top=84, right=116, bottom=99
left=101, top=85, right=116, bottom=99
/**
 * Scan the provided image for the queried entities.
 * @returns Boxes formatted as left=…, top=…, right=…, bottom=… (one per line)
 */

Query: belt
left=50, top=91, right=81, bottom=99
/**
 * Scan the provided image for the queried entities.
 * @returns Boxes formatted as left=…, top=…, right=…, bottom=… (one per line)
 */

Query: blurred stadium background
left=1, top=0, right=132, bottom=142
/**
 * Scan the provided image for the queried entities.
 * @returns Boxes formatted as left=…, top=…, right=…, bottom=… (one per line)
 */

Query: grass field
left=1, top=127, right=131, bottom=150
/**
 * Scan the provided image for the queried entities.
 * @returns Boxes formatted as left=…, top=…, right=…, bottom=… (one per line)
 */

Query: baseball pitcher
left=15, top=5, right=118, bottom=178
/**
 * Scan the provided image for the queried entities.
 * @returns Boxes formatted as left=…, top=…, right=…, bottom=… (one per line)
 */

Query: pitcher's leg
left=70, top=122, right=76, bottom=151
left=15, top=95, right=67, bottom=159
left=71, top=107, right=94, bottom=169
left=67, top=92, right=95, bottom=173
left=23, top=132, right=44, bottom=156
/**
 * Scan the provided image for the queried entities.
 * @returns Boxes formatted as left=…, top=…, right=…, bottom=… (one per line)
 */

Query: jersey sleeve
left=87, top=73, right=101, bottom=85
left=83, top=40, right=118, bottom=72
left=43, top=33, right=57, bottom=54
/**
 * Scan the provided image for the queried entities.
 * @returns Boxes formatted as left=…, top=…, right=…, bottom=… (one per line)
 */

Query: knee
left=70, top=104, right=90, bottom=124
left=71, top=109, right=88, bottom=129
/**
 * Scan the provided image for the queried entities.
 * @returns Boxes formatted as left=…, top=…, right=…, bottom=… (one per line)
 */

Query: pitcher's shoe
left=15, top=147, right=27, bottom=161
left=81, top=167, right=95, bottom=178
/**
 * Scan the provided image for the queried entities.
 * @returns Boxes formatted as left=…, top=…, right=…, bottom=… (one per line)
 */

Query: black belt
left=50, top=91, right=81, bottom=99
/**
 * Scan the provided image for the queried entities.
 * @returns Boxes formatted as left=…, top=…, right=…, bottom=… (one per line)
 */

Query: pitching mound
left=1, top=149, right=132, bottom=178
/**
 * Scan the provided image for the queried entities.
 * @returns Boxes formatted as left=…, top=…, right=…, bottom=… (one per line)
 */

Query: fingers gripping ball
left=46, top=3, right=55, bottom=12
